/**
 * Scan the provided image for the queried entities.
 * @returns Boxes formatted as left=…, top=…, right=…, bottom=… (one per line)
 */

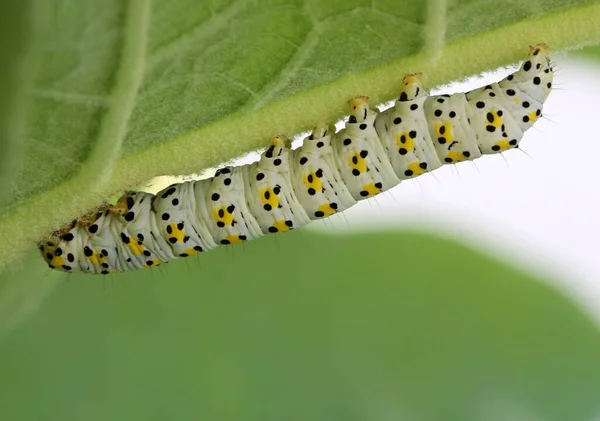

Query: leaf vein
left=241, top=23, right=323, bottom=112
left=75, top=0, right=151, bottom=189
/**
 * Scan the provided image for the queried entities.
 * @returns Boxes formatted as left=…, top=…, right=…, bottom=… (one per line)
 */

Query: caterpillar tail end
left=515, top=43, right=553, bottom=102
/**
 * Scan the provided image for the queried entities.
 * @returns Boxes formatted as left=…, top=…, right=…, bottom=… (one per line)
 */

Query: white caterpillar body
left=40, top=45, right=553, bottom=274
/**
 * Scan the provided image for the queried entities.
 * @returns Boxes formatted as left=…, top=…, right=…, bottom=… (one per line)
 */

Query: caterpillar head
left=513, top=43, right=553, bottom=102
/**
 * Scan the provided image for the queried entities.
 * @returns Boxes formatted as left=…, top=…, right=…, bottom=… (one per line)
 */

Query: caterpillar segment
left=374, top=73, right=443, bottom=179
left=242, top=136, right=311, bottom=234
left=332, top=96, right=400, bottom=199
left=423, top=92, right=481, bottom=164
left=291, top=123, right=356, bottom=219
left=199, top=166, right=264, bottom=246
left=40, top=45, right=554, bottom=274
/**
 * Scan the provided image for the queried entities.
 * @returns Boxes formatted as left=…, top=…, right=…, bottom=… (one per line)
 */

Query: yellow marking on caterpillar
left=445, top=151, right=469, bottom=163
left=527, top=110, right=540, bottom=123
left=182, top=247, right=201, bottom=256
left=166, top=223, right=185, bottom=243
left=316, top=203, right=336, bottom=217
left=303, top=172, right=323, bottom=193
left=406, top=161, right=427, bottom=177
left=125, top=238, right=144, bottom=256
left=434, top=123, right=453, bottom=145
left=493, top=139, right=512, bottom=151
left=87, top=250, right=106, bottom=266
left=213, top=206, right=235, bottom=227
left=144, top=260, right=162, bottom=268
left=487, top=110, right=503, bottom=128
left=272, top=219, right=292, bottom=233
left=396, top=132, right=415, bottom=152
left=259, top=187, right=280, bottom=209
left=50, top=255, right=66, bottom=268
left=349, top=152, right=367, bottom=174
left=361, top=183, right=382, bottom=197
left=224, top=235, right=245, bottom=245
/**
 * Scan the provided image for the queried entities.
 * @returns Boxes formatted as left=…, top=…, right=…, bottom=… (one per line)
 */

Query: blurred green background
left=2, top=230, right=600, bottom=420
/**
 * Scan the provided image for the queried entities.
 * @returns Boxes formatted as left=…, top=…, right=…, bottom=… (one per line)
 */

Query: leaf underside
left=1, top=0, right=600, bottom=268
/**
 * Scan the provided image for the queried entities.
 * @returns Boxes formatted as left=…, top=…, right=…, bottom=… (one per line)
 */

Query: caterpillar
left=39, top=45, right=554, bottom=275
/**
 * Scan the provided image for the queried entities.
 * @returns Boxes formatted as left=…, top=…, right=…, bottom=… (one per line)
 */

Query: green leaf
left=573, top=43, right=600, bottom=59
left=2, top=2, right=600, bottom=415
left=1, top=231, right=600, bottom=420
left=1, top=0, right=600, bottom=272
left=0, top=1, right=31, bottom=203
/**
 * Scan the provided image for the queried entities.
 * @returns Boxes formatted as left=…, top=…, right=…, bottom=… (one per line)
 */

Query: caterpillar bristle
left=39, top=46, right=554, bottom=275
